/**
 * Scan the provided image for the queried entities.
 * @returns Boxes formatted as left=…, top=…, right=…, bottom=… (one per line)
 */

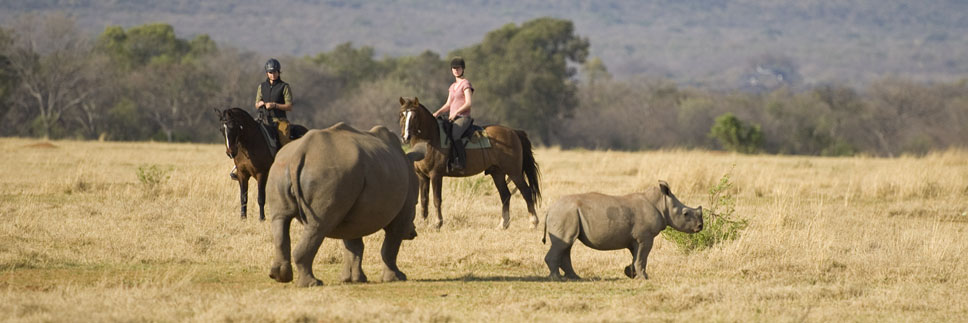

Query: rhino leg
left=631, top=239, right=654, bottom=280
left=431, top=175, right=444, bottom=230
left=508, top=174, right=539, bottom=229
left=380, top=234, right=407, bottom=282
left=269, top=216, right=293, bottom=283
left=341, top=238, right=368, bottom=283
left=560, top=245, right=581, bottom=280
left=292, top=225, right=326, bottom=287
left=489, top=171, right=512, bottom=229
left=624, top=246, right=636, bottom=278
left=544, top=208, right=580, bottom=280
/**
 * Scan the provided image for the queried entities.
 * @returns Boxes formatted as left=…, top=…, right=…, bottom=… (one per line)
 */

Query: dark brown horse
left=398, top=97, right=541, bottom=229
left=216, top=107, right=273, bottom=221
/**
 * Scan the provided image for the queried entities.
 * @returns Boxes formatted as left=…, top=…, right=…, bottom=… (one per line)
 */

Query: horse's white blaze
left=403, top=111, right=413, bottom=141
left=223, top=124, right=231, bottom=151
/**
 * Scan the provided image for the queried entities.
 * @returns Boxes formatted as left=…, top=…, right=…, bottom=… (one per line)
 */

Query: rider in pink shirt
left=433, top=57, right=474, bottom=171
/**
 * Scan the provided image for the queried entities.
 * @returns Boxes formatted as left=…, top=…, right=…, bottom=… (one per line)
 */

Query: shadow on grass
left=414, top=274, right=623, bottom=283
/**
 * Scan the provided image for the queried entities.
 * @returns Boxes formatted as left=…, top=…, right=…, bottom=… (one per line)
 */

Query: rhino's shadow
left=415, top=274, right=623, bottom=283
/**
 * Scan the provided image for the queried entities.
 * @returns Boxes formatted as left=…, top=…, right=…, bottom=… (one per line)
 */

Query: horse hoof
left=624, top=265, right=636, bottom=278
left=498, top=219, right=510, bottom=230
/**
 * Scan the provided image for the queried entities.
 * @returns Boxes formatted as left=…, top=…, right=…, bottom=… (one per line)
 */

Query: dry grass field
left=1, top=137, right=967, bottom=322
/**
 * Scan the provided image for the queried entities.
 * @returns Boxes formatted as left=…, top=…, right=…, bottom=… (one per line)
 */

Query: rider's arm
left=266, top=84, right=293, bottom=111
left=255, top=85, right=264, bottom=108
left=434, top=91, right=453, bottom=117
left=450, top=88, right=473, bottom=118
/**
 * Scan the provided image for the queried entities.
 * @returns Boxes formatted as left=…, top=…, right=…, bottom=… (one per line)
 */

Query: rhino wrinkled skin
left=543, top=180, right=703, bottom=280
left=266, top=123, right=424, bottom=287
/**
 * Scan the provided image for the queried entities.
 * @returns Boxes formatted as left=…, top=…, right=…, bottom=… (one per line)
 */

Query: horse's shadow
left=414, top=274, right=624, bottom=283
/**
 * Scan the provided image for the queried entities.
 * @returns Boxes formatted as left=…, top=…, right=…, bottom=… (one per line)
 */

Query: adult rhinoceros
left=266, top=122, right=425, bottom=287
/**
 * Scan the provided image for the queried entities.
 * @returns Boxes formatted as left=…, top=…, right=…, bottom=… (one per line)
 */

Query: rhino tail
left=542, top=210, right=548, bottom=244
left=289, top=154, right=310, bottom=224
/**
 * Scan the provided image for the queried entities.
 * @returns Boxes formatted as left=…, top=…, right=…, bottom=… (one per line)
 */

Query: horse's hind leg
left=489, top=170, right=513, bottom=229
left=238, top=174, right=249, bottom=220
left=509, top=174, right=539, bottom=229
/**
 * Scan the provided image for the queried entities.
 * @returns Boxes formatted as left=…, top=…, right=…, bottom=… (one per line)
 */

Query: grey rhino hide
left=543, top=180, right=703, bottom=280
left=265, top=122, right=422, bottom=287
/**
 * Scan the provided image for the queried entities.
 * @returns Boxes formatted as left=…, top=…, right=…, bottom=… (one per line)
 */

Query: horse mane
left=225, top=107, right=260, bottom=127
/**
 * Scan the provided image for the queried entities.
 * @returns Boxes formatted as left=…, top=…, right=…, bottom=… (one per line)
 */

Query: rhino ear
left=658, top=180, right=671, bottom=196
left=399, top=97, right=406, bottom=105
left=406, top=142, right=427, bottom=162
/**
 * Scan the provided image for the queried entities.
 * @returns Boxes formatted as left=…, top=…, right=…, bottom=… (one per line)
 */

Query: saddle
left=256, top=107, right=308, bottom=157
left=437, top=117, right=490, bottom=172
left=436, top=117, right=490, bottom=149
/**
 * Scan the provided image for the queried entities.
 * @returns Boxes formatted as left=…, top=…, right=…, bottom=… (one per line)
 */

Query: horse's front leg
left=238, top=174, right=249, bottom=220
left=257, top=173, right=267, bottom=221
left=418, top=173, right=430, bottom=221
left=432, top=174, right=444, bottom=230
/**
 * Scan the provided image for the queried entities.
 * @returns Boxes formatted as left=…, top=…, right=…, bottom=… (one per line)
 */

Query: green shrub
left=662, top=167, right=748, bottom=252
left=136, top=164, right=171, bottom=189
left=708, top=113, right=763, bottom=154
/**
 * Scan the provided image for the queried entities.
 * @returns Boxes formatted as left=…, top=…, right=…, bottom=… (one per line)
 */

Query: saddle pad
left=437, top=120, right=491, bottom=149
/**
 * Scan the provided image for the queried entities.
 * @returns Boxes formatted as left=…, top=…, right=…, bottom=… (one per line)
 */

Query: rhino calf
left=543, top=180, right=703, bottom=280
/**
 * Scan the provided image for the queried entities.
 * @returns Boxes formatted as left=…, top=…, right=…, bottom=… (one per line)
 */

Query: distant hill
left=2, top=0, right=966, bottom=88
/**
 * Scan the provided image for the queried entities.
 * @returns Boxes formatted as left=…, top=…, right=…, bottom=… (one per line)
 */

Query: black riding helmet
left=450, top=57, right=465, bottom=69
left=265, top=58, right=281, bottom=73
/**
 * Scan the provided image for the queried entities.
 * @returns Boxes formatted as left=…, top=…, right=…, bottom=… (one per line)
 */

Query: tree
left=2, top=13, right=95, bottom=139
left=311, top=42, right=382, bottom=90
left=97, top=23, right=190, bottom=69
left=709, top=113, right=763, bottom=154
left=458, top=17, right=589, bottom=144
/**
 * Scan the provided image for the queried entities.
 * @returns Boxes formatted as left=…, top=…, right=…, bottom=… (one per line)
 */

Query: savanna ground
left=1, top=137, right=967, bottom=322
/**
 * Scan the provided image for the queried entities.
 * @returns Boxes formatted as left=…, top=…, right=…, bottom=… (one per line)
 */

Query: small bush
left=708, top=113, right=763, bottom=154
left=662, top=167, right=748, bottom=252
left=136, top=164, right=171, bottom=189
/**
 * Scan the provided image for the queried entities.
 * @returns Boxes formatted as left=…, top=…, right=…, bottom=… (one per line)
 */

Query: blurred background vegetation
left=0, top=1, right=966, bottom=156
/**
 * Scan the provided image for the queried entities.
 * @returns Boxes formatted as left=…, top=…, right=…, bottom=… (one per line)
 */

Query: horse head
left=216, top=107, right=246, bottom=158
left=398, top=97, right=436, bottom=143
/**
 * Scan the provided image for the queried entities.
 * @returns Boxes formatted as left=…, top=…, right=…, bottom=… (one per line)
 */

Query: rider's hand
left=266, top=102, right=274, bottom=109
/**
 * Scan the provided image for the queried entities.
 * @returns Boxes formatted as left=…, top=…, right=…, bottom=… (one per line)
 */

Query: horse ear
left=399, top=97, right=406, bottom=105
left=413, top=97, right=420, bottom=105
left=214, top=107, right=221, bottom=115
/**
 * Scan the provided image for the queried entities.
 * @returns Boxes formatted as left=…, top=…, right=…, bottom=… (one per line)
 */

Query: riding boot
left=451, top=141, right=466, bottom=171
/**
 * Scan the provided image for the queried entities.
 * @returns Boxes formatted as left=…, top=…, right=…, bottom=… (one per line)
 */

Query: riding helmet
left=450, top=57, right=465, bottom=69
left=265, top=58, right=281, bottom=73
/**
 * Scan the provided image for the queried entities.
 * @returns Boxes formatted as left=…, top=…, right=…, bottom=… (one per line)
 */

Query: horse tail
left=289, top=153, right=310, bottom=224
left=516, top=130, right=541, bottom=206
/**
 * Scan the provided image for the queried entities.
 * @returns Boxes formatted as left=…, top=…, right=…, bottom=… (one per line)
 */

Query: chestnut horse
left=398, top=97, right=541, bottom=229
left=216, top=107, right=273, bottom=221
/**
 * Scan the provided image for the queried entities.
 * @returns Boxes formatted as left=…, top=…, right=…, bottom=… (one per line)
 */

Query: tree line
left=1, top=13, right=965, bottom=156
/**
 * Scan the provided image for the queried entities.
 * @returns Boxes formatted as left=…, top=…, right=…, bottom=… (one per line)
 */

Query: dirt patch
left=21, top=142, right=58, bottom=149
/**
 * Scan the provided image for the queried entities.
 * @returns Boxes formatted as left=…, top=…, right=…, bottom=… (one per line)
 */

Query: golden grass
left=1, top=137, right=967, bottom=322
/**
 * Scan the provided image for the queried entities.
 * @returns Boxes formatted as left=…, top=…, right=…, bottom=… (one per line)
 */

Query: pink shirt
left=448, top=79, right=473, bottom=119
